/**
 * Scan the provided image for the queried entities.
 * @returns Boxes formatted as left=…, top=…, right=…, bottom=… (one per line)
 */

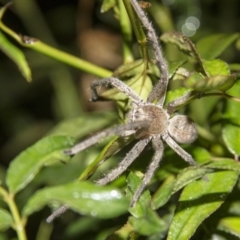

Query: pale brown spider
left=64, top=0, right=198, bottom=205
left=47, top=0, right=199, bottom=222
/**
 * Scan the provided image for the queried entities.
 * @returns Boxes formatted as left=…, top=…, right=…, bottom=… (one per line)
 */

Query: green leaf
left=230, top=63, right=240, bottom=71
left=171, top=66, right=190, bottom=81
left=192, top=147, right=212, bottom=164
left=223, top=81, right=240, bottom=122
left=47, top=111, right=116, bottom=138
left=0, top=209, right=13, bottom=231
left=126, top=172, right=151, bottom=218
left=222, top=124, right=240, bottom=155
left=0, top=31, right=32, bottom=82
left=23, top=181, right=129, bottom=219
left=0, top=4, right=31, bottom=82
left=185, top=74, right=235, bottom=92
left=126, top=174, right=167, bottom=236
left=132, top=74, right=153, bottom=101
left=129, top=207, right=167, bottom=236
left=114, top=59, right=144, bottom=78
left=204, top=159, right=240, bottom=172
left=167, top=171, right=239, bottom=240
left=218, top=217, right=240, bottom=238
left=196, top=33, right=240, bottom=59
left=108, top=222, right=135, bottom=239
left=151, top=167, right=211, bottom=210
left=101, top=0, right=117, bottom=13
left=222, top=81, right=240, bottom=155
left=165, top=88, right=193, bottom=105
left=148, top=60, right=186, bottom=79
left=184, top=72, right=203, bottom=86
left=6, top=136, right=75, bottom=194
left=184, top=59, right=235, bottom=91
left=151, top=175, right=176, bottom=209
left=203, top=59, right=230, bottom=76
left=172, top=167, right=211, bottom=194
left=160, top=31, right=198, bottom=57
left=100, top=60, right=148, bottom=101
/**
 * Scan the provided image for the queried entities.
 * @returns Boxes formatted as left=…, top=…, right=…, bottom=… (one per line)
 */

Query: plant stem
left=122, top=0, right=147, bottom=60
left=201, top=92, right=240, bottom=102
left=29, top=41, right=112, bottom=77
left=118, top=0, right=134, bottom=63
left=0, top=9, right=112, bottom=78
left=0, top=187, right=27, bottom=240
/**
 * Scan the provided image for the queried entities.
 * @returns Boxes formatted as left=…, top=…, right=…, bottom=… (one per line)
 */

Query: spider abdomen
left=133, top=104, right=169, bottom=137
left=168, top=115, right=198, bottom=144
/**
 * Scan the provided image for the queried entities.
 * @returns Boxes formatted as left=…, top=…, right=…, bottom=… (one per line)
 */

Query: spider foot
left=129, top=200, right=136, bottom=208
left=89, top=96, right=109, bottom=102
left=46, top=205, right=69, bottom=223
left=129, top=183, right=146, bottom=208
left=63, top=149, right=74, bottom=156
left=89, top=90, right=99, bottom=102
left=202, top=175, right=209, bottom=182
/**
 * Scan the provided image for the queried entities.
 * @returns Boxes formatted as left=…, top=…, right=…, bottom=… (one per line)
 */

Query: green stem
left=201, top=92, right=240, bottom=103
left=222, top=93, right=240, bottom=102
left=0, top=9, right=111, bottom=78
left=118, top=0, right=134, bottom=63
left=149, top=1, right=174, bottom=32
left=29, top=41, right=112, bottom=77
left=167, top=90, right=240, bottom=113
left=197, top=125, right=216, bottom=142
left=122, top=0, right=147, bottom=60
left=0, top=187, right=27, bottom=240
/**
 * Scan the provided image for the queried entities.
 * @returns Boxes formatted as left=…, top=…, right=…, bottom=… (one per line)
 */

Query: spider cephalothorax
left=130, top=103, right=197, bottom=143
left=132, top=104, right=169, bottom=137
left=48, top=0, right=200, bottom=221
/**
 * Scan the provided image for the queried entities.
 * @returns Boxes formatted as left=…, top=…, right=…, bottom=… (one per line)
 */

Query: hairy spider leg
left=90, top=77, right=144, bottom=104
left=131, top=0, right=169, bottom=105
left=96, top=138, right=150, bottom=185
left=163, top=132, right=209, bottom=181
left=46, top=205, right=68, bottom=223
left=166, top=91, right=195, bottom=114
left=131, top=137, right=164, bottom=207
left=162, top=132, right=197, bottom=166
left=64, top=121, right=149, bottom=155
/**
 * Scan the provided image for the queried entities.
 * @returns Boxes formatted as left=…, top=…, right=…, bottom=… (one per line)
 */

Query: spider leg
left=163, top=133, right=209, bottom=182
left=48, top=139, right=150, bottom=222
left=46, top=205, right=68, bottom=223
left=130, top=137, right=164, bottom=207
left=96, top=138, right=150, bottom=185
left=162, top=132, right=197, bottom=166
left=166, top=91, right=195, bottom=114
left=131, top=0, right=169, bottom=105
left=63, top=121, right=149, bottom=155
left=91, top=77, right=144, bottom=104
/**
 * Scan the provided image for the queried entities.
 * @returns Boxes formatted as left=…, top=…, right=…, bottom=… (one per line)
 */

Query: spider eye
left=168, top=115, right=198, bottom=144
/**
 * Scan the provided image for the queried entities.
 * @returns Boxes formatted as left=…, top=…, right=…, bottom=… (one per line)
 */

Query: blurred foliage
left=0, top=0, right=240, bottom=239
